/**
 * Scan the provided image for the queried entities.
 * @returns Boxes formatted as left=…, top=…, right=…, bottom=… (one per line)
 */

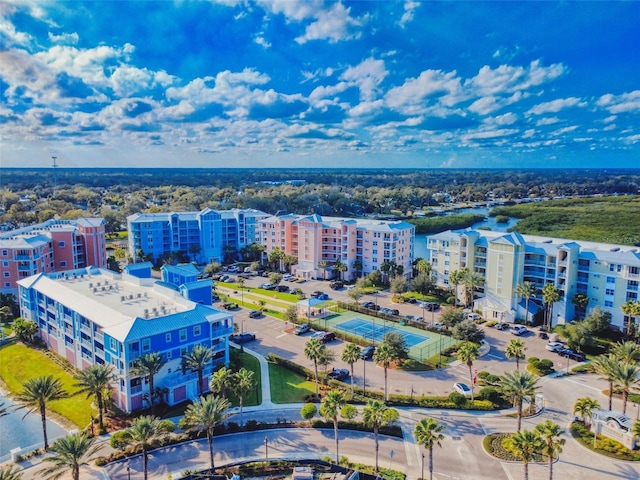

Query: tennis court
left=335, top=317, right=429, bottom=347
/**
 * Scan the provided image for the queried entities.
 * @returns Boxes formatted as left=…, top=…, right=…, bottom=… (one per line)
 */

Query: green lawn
left=228, top=349, right=262, bottom=407
left=0, top=342, right=93, bottom=428
left=268, top=361, right=316, bottom=403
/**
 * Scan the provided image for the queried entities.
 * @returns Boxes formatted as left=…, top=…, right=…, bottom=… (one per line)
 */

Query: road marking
left=564, top=377, right=601, bottom=392
left=488, top=353, right=503, bottom=359
left=276, top=332, right=288, bottom=338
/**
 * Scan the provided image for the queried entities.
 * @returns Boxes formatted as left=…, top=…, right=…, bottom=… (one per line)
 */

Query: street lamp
left=126, top=463, right=131, bottom=480
left=421, top=452, right=425, bottom=480
left=264, top=436, right=268, bottom=459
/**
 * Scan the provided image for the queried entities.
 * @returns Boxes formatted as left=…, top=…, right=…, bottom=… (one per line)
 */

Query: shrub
left=528, top=357, right=539, bottom=364
left=110, top=430, right=129, bottom=450
left=486, top=320, right=498, bottom=327
left=478, top=387, right=501, bottom=403
left=528, top=358, right=555, bottom=376
left=448, top=392, right=467, bottom=407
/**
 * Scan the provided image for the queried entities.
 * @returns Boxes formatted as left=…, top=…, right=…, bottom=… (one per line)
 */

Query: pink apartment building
left=1, top=218, right=106, bottom=295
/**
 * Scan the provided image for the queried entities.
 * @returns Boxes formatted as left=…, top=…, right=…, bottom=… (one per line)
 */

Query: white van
left=466, top=312, right=480, bottom=321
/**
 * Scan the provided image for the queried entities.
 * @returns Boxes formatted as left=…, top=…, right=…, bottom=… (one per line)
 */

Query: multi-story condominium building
left=127, top=208, right=269, bottom=264
left=257, top=214, right=415, bottom=281
left=428, top=229, right=640, bottom=330
left=0, top=218, right=106, bottom=295
left=17, top=266, right=234, bottom=413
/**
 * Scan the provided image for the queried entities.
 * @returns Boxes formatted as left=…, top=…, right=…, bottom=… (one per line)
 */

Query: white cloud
left=48, top=31, right=79, bottom=45
left=597, top=90, right=640, bottom=113
left=485, top=112, right=518, bottom=126
left=385, top=69, right=464, bottom=115
left=398, top=1, right=420, bottom=28
left=549, top=125, right=578, bottom=136
left=254, top=35, right=271, bottom=48
left=296, top=2, right=366, bottom=44
left=536, top=117, right=560, bottom=126
left=527, top=97, right=585, bottom=115
left=467, top=60, right=566, bottom=97
left=0, top=17, right=32, bottom=46
left=340, top=58, right=388, bottom=101
left=463, top=128, right=518, bottom=141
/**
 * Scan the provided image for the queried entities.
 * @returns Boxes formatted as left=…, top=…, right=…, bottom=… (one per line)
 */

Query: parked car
left=222, top=302, right=239, bottom=310
left=559, top=348, right=586, bottom=362
left=310, top=331, right=326, bottom=341
left=294, top=323, right=311, bottom=335
left=275, top=285, right=290, bottom=293
left=389, top=309, right=400, bottom=316
left=361, top=301, right=376, bottom=309
left=326, top=368, right=349, bottom=381
left=248, top=310, right=262, bottom=318
left=317, top=293, right=329, bottom=300
left=282, top=273, right=293, bottom=281
left=230, top=332, right=256, bottom=344
left=453, top=382, right=472, bottom=397
left=259, top=283, right=274, bottom=290
left=360, top=345, right=376, bottom=360
left=546, top=341, right=565, bottom=352
left=510, top=325, right=528, bottom=336
left=496, top=322, right=510, bottom=331
left=219, top=275, right=230, bottom=282
left=320, top=331, right=336, bottom=343
left=330, top=281, right=344, bottom=290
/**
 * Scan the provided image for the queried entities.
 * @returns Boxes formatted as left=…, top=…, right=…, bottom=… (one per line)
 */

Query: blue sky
left=1, top=1, right=639, bottom=169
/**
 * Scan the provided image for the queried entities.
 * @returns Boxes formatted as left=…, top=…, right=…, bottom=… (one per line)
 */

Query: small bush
left=478, top=387, right=501, bottom=403
left=486, top=320, right=498, bottom=327
left=448, top=392, right=467, bottom=407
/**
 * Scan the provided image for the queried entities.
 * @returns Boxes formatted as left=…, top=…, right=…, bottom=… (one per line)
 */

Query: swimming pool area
left=335, top=317, right=430, bottom=347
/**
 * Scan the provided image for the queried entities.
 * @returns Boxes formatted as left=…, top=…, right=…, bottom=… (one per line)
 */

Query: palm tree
left=542, top=283, right=561, bottom=329
left=333, top=259, right=347, bottom=281
left=505, top=339, right=527, bottom=370
left=515, top=281, right=537, bottom=325
left=179, top=395, right=230, bottom=469
left=304, top=338, right=326, bottom=400
left=362, top=399, right=399, bottom=473
left=414, top=417, right=445, bottom=480
left=503, top=429, right=544, bottom=480
left=0, top=465, right=23, bottom=480
left=73, top=364, right=114, bottom=432
left=232, top=368, right=256, bottom=426
left=456, top=341, right=480, bottom=401
left=573, top=397, right=600, bottom=427
left=591, top=354, right=618, bottom=410
left=535, top=420, right=565, bottom=480
left=40, top=432, right=102, bottom=480
left=181, top=344, right=213, bottom=396
left=632, top=419, right=640, bottom=442
left=499, top=370, right=540, bottom=432
left=373, top=342, right=396, bottom=402
left=318, top=260, right=329, bottom=280
left=621, top=300, right=640, bottom=339
left=352, top=259, right=363, bottom=279
left=611, top=341, right=640, bottom=365
left=416, top=258, right=432, bottom=276
left=121, top=416, right=174, bottom=480
left=210, top=366, right=233, bottom=399
left=462, top=270, right=484, bottom=307
left=130, top=352, right=167, bottom=415
left=320, top=389, right=347, bottom=464
left=341, top=343, right=361, bottom=395
left=448, top=269, right=465, bottom=307
left=612, top=362, right=640, bottom=414
left=16, top=375, right=68, bottom=449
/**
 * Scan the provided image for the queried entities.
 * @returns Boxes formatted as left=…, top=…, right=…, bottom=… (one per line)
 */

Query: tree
left=582, top=307, right=612, bottom=335
left=448, top=269, right=466, bottom=307
left=412, top=272, right=435, bottom=296
left=121, top=416, right=174, bottom=480
left=621, top=300, right=640, bottom=339
left=341, top=343, right=361, bottom=395
left=534, top=420, right=565, bottom=480
left=130, top=352, right=167, bottom=415
left=204, top=261, right=222, bottom=275
left=40, top=432, right=102, bottom=480
left=317, top=347, right=336, bottom=374
left=415, top=258, right=432, bottom=276
left=300, top=403, right=317, bottom=421
left=382, top=331, right=409, bottom=360
left=352, top=259, right=363, bottom=279
left=362, top=399, right=399, bottom=474
left=210, top=366, right=233, bottom=399
left=181, top=344, right=213, bottom=396
left=179, top=395, right=230, bottom=469
left=333, top=259, right=348, bottom=281
left=573, top=397, right=600, bottom=426
left=320, top=389, right=347, bottom=464
left=232, top=368, right=256, bottom=426
left=12, top=317, right=39, bottom=343
left=414, top=417, right=445, bottom=480
left=456, top=341, right=480, bottom=401
left=73, top=364, right=115, bottom=432
left=462, top=270, right=484, bottom=307
left=390, top=275, right=408, bottom=294
left=0, top=465, right=23, bottom=480
left=285, top=305, right=298, bottom=323
left=612, top=362, right=640, bottom=414
left=347, top=287, right=365, bottom=304
left=591, top=354, right=618, bottom=410
left=542, top=283, right=561, bottom=329
left=611, top=341, right=640, bottom=365
left=572, top=292, right=589, bottom=319
left=498, top=370, right=540, bottom=432
left=304, top=338, right=326, bottom=400
left=373, top=342, right=396, bottom=402
left=633, top=419, right=640, bottom=442
left=452, top=319, right=485, bottom=343
left=16, top=375, right=69, bottom=449
left=441, top=308, right=465, bottom=328
left=503, top=430, right=544, bottom=480
left=318, top=260, right=329, bottom=280
left=515, top=281, right=537, bottom=324
left=505, top=339, right=527, bottom=370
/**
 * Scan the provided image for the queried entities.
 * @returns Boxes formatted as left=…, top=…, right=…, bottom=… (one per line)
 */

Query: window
left=59, top=241, right=65, bottom=247
left=193, top=325, right=201, bottom=336
left=179, top=329, right=187, bottom=341
left=606, top=276, right=616, bottom=284
left=142, top=338, right=150, bottom=351
left=2, top=261, right=7, bottom=267
left=109, top=338, right=116, bottom=351
left=3, top=272, right=9, bottom=278
left=1, top=250, right=7, bottom=256
left=604, top=300, right=614, bottom=307
left=605, top=288, right=615, bottom=296
left=165, top=333, right=171, bottom=342
left=60, top=261, right=67, bottom=267
left=4, top=282, right=10, bottom=288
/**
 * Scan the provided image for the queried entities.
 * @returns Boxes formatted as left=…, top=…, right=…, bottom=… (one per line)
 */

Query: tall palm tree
left=210, top=366, right=233, bottom=399
left=232, top=368, right=256, bottom=427
left=40, top=432, right=102, bottom=480
left=503, top=429, right=544, bottom=480
left=515, top=281, right=537, bottom=325
left=448, top=269, right=465, bottom=307
left=414, top=417, right=445, bottom=480
left=179, top=395, right=230, bottom=469
left=621, top=300, right=640, bottom=339
left=462, top=270, right=484, bottom=307
left=498, top=370, right=540, bottom=432
left=352, top=259, right=363, bottom=279
left=121, top=416, right=174, bottom=480
left=535, top=420, right=565, bottom=480
left=16, top=375, right=69, bottom=449
left=304, top=338, right=326, bottom=400
left=341, top=343, right=361, bottom=395
left=611, top=341, right=640, bottom=365
left=181, top=344, right=213, bottom=396
left=456, top=341, right=480, bottom=401
left=573, top=397, right=599, bottom=427
left=542, top=283, right=561, bottom=329
left=591, top=354, right=618, bottom=410
left=416, top=258, right=432, bottom=276
left=73, top=364, right=115, bottom=432
left=320, top=389, right=347, bottom=464
left=318, top=260, right=329, bottom=280
left=632, top=419, right=640, bottom=442
left=612, top=362, right=640, bottom=414
left=333, top=259, right=347, bottom=281
left=362, top=399, right=399, bottom=474
left=505, top=339, right=527, bottom=370
left=130, top=352, right=167, bottom=415
left=373, top=342, right=395, bottom=402
left=0, top=465, right=23, bottom=480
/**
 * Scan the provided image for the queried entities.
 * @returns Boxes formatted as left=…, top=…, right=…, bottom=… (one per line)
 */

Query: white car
left=510, top=325, right=528, bottom=336
left=453, top=382, right=472, bottom=397
left=546, top=341, right=565, bottom=352
left=282, top=274, right=293, bottom=281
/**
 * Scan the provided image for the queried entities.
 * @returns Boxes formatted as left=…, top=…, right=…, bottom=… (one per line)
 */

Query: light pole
left=126, top=463, right=131, bottom=480
left=363, top=355, right=366, bottom=396
left=264, top=436, right=268, bottom=459
left=421, top=452, right=425, bottom=480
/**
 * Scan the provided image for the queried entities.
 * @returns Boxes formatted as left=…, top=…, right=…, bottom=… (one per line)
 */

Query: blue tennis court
left=335, top=317, right=429, bottom=347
